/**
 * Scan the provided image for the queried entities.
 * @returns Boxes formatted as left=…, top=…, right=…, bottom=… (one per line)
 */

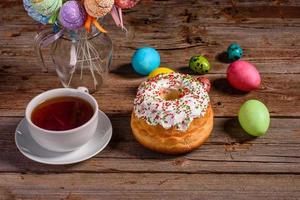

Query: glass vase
left=35, top=29, right=113, bottom=93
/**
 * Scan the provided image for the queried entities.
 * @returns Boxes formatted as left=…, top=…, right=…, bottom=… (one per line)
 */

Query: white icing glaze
left=133, top=72, right=210, bottom=132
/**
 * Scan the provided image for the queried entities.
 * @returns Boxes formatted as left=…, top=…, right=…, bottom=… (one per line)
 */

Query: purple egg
left=59, top=0, right=86, bottom=30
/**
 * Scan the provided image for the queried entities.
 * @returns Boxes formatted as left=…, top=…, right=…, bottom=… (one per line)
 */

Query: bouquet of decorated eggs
left=24, top=0, right=140, bottom=92
left=23, top=0, right=140, bottom=32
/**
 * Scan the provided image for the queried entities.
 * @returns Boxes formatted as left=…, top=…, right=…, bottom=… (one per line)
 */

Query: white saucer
left=15, top=110, right=112, bottom=165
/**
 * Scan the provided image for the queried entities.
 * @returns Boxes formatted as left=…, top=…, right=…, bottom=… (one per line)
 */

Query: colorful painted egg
left=227, top=60, right=261, bottom=91
left=227, top=43, right=243, bottom=61
left=84, top=0, right=114, bottom=18
left=132, top=47, right=160, bottom=76
left=238, top=100, right=270, bottom=136
left=196, top=77, right=211, bottom=92
left=115, top=0, right=140, bottom=9
left=59, top=0, right=86, bottom=30
left=189, top=55, right=211, bottom=74
left=148, top=67, right=174, bottom=78
left=24, top=0, right=50, bottom=24
left=31, top=0, right=62, bottom=17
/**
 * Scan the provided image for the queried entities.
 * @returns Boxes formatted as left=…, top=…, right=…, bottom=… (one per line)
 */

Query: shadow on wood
left=223, top=118, right=256, bottom=143
left=177, top=66, right=198, bottom=75
left=216, top=51, right=232, bottom=64
left=110, top=64, right=143, bottom=79
left=213, top=78, right=248, bottom=95
left=0, top=125, right=79, bottom=171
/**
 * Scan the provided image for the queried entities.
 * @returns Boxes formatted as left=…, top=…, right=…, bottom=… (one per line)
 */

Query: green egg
left=189, top=55, right=211, bottom=74
left=238, top=100, right=270, bottom=136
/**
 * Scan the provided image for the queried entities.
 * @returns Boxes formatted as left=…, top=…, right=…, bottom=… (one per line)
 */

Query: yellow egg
left=148, top=67, right=174, bottom=78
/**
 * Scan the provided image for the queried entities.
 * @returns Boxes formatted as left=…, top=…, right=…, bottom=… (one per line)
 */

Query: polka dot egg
left=189, top=55, right=211, bottom=74
left=227, top=43, right=243, bottom=61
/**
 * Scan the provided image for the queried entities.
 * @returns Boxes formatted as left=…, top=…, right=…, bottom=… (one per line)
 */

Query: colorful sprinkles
left=133, top=72, right=210, bottom=132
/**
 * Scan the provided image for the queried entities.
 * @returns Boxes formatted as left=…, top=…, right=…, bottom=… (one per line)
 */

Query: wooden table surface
left=1, top=0, right=300, bottom=199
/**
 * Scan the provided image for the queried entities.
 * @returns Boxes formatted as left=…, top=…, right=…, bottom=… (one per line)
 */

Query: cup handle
left=77, top=87, right=89, bottom=93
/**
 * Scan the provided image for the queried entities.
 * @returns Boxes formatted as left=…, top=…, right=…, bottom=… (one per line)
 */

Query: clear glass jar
left=35, top=29, right=113, bottom=93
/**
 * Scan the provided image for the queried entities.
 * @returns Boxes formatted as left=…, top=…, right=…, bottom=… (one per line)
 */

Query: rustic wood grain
left=0, top=173, right=299, bottom=200
left=0, top=0, right=300, bottom=199
left=0, top=73, right=299, bottom=117
left=0, top=117, right=299, bottom=174
left=1, top=0, right=300, bottom=74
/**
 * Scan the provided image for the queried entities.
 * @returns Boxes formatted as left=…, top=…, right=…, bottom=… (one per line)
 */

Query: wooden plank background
left=0, top=0, right=300, bottom=199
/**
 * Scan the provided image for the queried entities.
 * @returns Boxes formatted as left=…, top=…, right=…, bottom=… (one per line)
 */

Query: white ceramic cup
left=25, top=87, right=98, bottom=152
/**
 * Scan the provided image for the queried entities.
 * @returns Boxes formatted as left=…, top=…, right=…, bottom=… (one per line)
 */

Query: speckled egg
left=189, top=55, right=211, bottom=74
left=227, top=43, right=243, bottom=61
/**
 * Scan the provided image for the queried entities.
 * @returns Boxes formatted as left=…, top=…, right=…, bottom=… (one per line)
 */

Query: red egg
left=227, top=61, right=261, bottom=91
left=197, top=77, right=211, bottom=92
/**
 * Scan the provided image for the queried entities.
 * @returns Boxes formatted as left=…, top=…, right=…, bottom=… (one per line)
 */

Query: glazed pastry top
left=133, top=72, right=210, bottom=131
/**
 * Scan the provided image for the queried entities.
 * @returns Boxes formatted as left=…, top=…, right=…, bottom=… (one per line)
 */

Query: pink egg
left=227, top=60, right=261, bottom=91
left=115, top=0, right=140, bottom=9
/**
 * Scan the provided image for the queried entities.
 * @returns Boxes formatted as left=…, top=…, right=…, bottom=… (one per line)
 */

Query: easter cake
left=131, top=72, right=213, bottom=154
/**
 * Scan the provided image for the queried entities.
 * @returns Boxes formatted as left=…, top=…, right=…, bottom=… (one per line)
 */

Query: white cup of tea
left=25, top=87, right=98, bottom=152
